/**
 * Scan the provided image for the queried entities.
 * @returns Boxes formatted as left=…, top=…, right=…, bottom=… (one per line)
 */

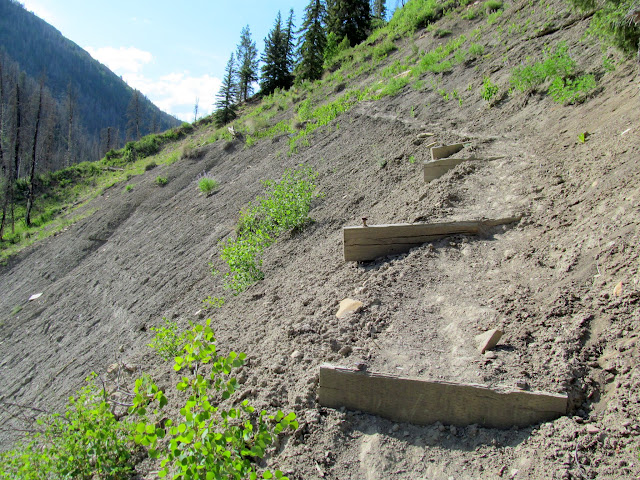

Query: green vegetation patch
left=510, top=42, right=597, bottom=104
left=220, top=166, right=319, bottom=294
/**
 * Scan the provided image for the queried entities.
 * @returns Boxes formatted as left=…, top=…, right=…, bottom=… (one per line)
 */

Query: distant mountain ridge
left=0, top=0, right=179, bottom=141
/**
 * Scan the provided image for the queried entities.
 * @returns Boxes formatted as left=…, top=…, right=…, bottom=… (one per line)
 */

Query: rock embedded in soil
left=475, top=329, right=503, bottom=354
left=336, top=298, right=363, bottom=318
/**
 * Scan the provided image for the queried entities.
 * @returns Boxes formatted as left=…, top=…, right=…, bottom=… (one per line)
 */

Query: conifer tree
left=296, top=0, right=327, bottom=82
left=235, top=26, right=259, bottom=103
left=260, top=11, right=296, bottom=95
left=215, top=54, right=238, bottom=127
left=373, top=0, right=386, bottom=20
left=326, top=0, right=371, bottom=46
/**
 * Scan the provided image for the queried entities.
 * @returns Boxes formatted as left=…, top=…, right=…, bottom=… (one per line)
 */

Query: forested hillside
left=0, top=0, right=179, bottom=149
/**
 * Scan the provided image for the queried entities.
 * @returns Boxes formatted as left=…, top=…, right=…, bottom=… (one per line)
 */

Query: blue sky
left=21, top=0, right=312, bottom=121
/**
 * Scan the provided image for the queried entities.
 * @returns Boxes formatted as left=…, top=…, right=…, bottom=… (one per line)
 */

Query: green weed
left=131, top=319, right=297, bottom=480
left=0, top=374, right=136, bottom=479
left=481, top=76, right=500, bottom=101
left=148, top=317, right=187, bottom=361
left=220, top=166, right=319, bottom=294
left=155, top=176, right=168, bottom=186
left=198, top=175, right=220, bottom=195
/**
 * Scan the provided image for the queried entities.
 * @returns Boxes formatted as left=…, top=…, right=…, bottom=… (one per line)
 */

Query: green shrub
left=221, top=166, right=319, bottom=294
left=481, top=76, right=500, bottom=101
left=155, top=176, right=168, bottom=186
left=145, top=161, right=158, bottom=171
left=148, top=317, right=186, bottom=360
left=510, top=43, right=576, bottom=92
left=198, top=175, right=219, bottom=195
left=484, top=0, right=503, bottom=12
left=568, top=0, right=640, bottom=55
left=0, top=374, right=136, bottom=479
left=131, top=319, right=297, bottom=480
left=548, top=74, right=597, bottom=104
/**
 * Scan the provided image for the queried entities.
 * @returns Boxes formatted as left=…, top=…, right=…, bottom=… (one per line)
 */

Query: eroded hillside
left=1, top=0, right=639, bottom=478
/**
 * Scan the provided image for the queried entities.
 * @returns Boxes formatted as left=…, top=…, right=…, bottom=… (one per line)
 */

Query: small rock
left=273, top=365, right=285, bottom=374
left=484, top=351, right=497, bottom=360
left=354, top=362, right=367, bottom=371
left=336, top=298, right=364, bottom=318
left=612, top=281, right=623, bottom=297
left=338, top=345, right=353, bottom=357
left=28, top=292, right=43, bottom=301
left=195, top=309, right=205, bottom=319
left=391, top=423, right=400, bottom=432
left=586, top=425, right=600, bottom=435
left=515, top=379, right=529, bottom=390
left=475, top=329, right=503, bottom=354
left=119, top=344, right=125, bottom=353
left=291, top=350, right=303, bottom=361
left=450, top=425, right=457, bottom=435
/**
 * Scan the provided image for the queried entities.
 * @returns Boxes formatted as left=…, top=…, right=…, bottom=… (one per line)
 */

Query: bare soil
left=1, top=1, right=639, bottom=478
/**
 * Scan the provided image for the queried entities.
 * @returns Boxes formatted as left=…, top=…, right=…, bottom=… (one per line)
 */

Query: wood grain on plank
left=319, top=365, right=567, bottom=429
left=343, top=218, right=520, bottom=261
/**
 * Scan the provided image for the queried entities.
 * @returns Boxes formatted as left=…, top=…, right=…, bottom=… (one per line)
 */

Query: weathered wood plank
left=319, top=365, right=567, bottom=429
left=423, top=157, right=469, bottom=182
left=423, top=156, right=504, bottom=183
left=343, top=218, right=520, bottom=261
left=431, top=143, right=464, bottom=160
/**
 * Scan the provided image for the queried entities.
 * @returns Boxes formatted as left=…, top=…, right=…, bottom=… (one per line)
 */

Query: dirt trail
left=2, top=0, right=640, bottom=478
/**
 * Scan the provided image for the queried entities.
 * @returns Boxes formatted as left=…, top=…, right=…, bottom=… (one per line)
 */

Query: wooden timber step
left=424, top=142, right=503, bottom=183
left=319, top=365, right=567, bottom=429
left=343, top=217, right=520, bottom=262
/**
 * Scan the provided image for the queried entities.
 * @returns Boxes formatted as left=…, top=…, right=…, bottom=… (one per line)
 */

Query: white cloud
left=21, top=0, right=58, bottom=26
left=85, top=46, right=220, bottom=122
left=85, top=46, right=152, bottom=74
left=124, top=72, right=221, bottom=122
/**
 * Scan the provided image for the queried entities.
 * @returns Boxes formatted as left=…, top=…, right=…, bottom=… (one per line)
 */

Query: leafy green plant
left=577, top=131, right=590, bottom=143
left=510, top=42, right=577, bottom=92
left=125, top=184, right=134, bottom=192
left=155, top=176, right=168, bottom=186
left=409, top=155, right=417, bottom=164
left=198, top=174, right=220, bottom=195
left=220, top=166, right=319, bottom=294
left=0, top=374, right=136, bottom=479
left=568, top=0, right=640, bottom=55
left=548, top=74, right=597, bottom=104
left=203, top=296, right=226, bottom=309
left=481, top=76, right=500, bottom=101
left=131, top=320, right=297, bottom=480
left=148, top=317, right=187, bottom=361
left=484, top=0, right=503, bottom=12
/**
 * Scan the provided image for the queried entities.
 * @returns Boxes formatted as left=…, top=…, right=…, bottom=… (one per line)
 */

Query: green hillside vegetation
left=1, top=0, right=637, bottom=263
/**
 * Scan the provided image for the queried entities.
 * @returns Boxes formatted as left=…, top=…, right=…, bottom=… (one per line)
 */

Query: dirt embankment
left=1, top=0, right=639, bottom=478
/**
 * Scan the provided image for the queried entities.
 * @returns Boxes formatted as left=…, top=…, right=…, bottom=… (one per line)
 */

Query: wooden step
left=343, top=217, right=520, bottom=262
left=319, top=365, right=567, bottom=429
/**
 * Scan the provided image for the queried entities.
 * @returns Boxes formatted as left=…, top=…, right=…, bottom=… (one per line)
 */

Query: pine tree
left=260, top=11, right=296, bottom=95
left=235, top=26, right=259, bottom=103
left=215, top=54, right=238, bottom=127
left=296, top=0, right=327, bottom=82
left=373, top=0, right=386, bottom=20
left=326, top=0, right=371, bottom=46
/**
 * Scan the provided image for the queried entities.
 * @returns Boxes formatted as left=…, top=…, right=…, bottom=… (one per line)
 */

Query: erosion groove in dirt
left=1, top=0, right=639, bottom=478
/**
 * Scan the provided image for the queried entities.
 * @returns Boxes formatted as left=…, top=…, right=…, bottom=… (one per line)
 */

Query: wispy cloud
left=85, top=46, right=220, bottom=122
left=85, top=46, right=152, bottom=73
left=125, top=72, right=222, bottom=122
left=21, top=0, right=59, bottom=26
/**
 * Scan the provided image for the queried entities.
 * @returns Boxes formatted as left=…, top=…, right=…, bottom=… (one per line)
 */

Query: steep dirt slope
left=1, top=0, right=639, bottom=478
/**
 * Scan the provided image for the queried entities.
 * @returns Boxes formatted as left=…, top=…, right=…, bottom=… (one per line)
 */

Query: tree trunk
left=26, top=77, right=44, bottom=227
